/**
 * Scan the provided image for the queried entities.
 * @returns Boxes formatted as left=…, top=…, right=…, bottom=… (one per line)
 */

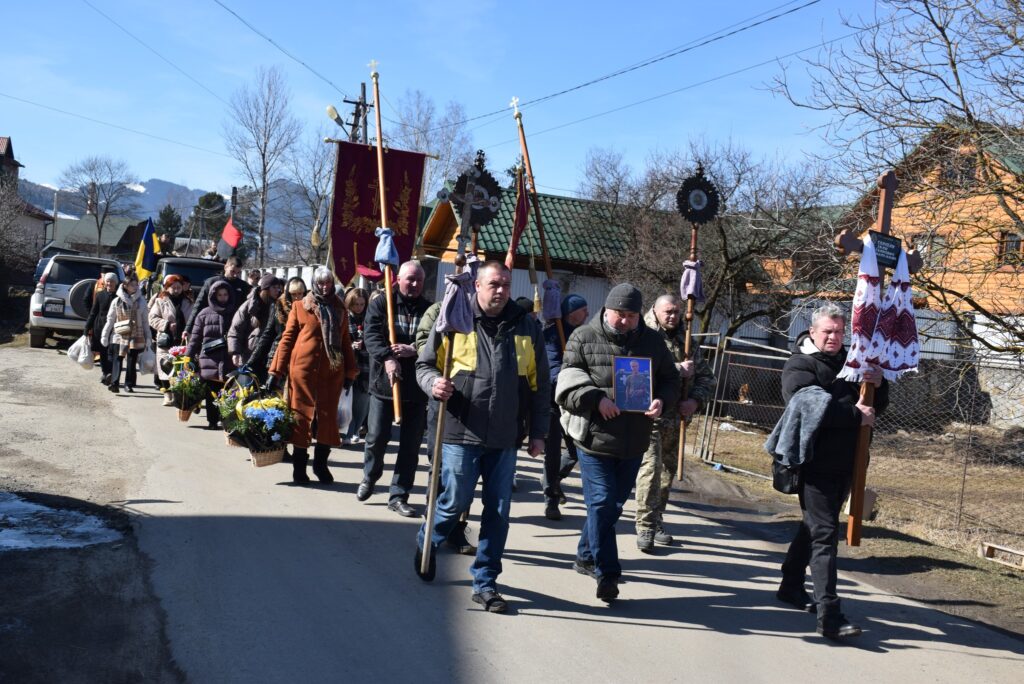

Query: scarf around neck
left=307, top=291, right=343, bottom=369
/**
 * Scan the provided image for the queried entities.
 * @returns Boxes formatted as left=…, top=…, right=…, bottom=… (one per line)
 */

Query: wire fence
left=698, top=337, right=1024, bottom=556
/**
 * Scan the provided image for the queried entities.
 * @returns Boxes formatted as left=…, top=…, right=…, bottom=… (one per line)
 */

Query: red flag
left=505, top=166, right=530, bottom=269
left=217, top=217, right=242, bottom=259
left=327, top=141, right=427, bottom=284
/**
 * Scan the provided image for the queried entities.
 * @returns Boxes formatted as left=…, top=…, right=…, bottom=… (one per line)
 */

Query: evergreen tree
left=154, top=204, right=182, bottom=237
left=187, top=192, right=227, bottom=247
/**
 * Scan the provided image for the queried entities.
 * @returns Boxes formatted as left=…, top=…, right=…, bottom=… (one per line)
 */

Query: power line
left=81, top=0, right=230, bottom=106
left=420, top=0, right=824, bottom=134
left=481, top=20, right=895, bottom=151
left=211, top=0, right=349, bottom=99
left=0, top=91, right=232, bottom=158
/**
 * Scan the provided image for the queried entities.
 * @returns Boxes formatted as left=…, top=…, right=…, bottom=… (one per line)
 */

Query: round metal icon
left=676, top=166, right=720, bottom=225
left=446, top=165, right=502, bottom=227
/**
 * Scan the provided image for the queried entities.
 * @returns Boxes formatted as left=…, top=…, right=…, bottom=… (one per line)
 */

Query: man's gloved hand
left=263, top=374, right=282, bottom=393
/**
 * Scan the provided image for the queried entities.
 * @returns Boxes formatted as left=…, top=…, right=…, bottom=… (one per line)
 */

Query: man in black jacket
left=182, top=256, right=250, bottom=343
left=84, top=272, right=119, bottom=384
left=357, top=261, right=432, bottom=517
left=555, top=284, right=680, bottom=603
left=777, top=303, right=888, bottom=640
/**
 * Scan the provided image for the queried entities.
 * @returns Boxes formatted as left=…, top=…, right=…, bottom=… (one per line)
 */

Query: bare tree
left=389, top=89, right=474, bottom=198
left=276, top=125, right=334, bottom=265
left=578, top=140, right=838, bottom=339
left=224, top=65, right=301, bottom=266
left=58, top=156, right=140, bottom=257
left=0, top=177, right=40, bottom=293
left=774, top=0, right=1024, bottom=356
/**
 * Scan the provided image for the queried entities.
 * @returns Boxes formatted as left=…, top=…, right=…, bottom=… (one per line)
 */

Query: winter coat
left=555, top=310, right=681, bottom=460
left=416, top=297, right=550, bottom=450
left=269, top=292, right=357, bottom=448
left=414, top=302, right=441, bottom=352
left=101, top=285, right=151, bottom=351
left=84, top=289, right=116, bottom=348
left=185, top=274, right=251, bottom=335
left=149, top=294, right=193, bottom=381
left=543, top=321, right=580, bottom=386
left=228, top=291, right=272, bottom=360
left=364, top=291, right=432, bottom=402
left=348, top=310, right=370, bottom=391
left=642, top=308, right=716, bottom=417
left=184, top=281, right=237, bottom=382
left=780, top=333, right=889, bottom=475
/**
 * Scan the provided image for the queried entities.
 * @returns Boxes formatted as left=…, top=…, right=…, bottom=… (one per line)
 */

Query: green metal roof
left=50, top=216, right=139, bottom=249
left=469, top=191, right=625, bottom=266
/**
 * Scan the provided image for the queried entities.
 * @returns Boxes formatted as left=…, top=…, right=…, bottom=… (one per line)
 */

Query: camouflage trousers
left=634, top=418, right=680, bottom=531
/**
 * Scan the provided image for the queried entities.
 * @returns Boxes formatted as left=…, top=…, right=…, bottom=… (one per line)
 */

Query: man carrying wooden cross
left=777, top=303, right=888, bottom=639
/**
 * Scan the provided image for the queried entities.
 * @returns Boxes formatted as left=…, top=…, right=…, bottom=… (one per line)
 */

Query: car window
left=47, top=260, right=113, bottom=285
left=163, top=263, right=224, bottom=287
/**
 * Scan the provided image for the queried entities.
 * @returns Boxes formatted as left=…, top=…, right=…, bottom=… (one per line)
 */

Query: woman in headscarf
left=341, top=287, right=371, bottom=445
left=101, top=273, right=151, bottom=394
left=247, top=276, right=307, bottom=382
left=185, top=280, right=237, bottom=429
left=149, top=274, right=194, bottom=405
left=267, top=268, right=357, bottom=484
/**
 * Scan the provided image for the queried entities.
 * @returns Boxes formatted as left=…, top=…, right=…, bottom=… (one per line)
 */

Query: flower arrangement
left=167, top=358, right=208, bottom=410
left=216, top=383, right=253, bottom=437
left=168, top=345, right=187, bottom=359
left=233, top=395, right=296, bottom=451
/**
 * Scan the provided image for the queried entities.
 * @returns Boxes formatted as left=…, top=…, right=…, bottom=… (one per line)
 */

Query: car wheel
left=29, top=329, right=47, bottom=348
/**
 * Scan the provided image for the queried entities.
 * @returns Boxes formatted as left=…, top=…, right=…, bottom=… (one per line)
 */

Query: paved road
left=5, top=346, right=1024, bottom=682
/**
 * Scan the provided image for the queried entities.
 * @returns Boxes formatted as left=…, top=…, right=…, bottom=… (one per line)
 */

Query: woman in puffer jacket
left=149, top=274, right=194, bottom=405
left=185, top=279, right=237, bottom=429
left=247, top=276, right=307, bottom=382
left=101, top=273, right=151, bottom=394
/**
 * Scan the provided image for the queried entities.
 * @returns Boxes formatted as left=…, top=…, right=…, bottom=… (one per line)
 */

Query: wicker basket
left=177, top=408, right=193, bottom=422
left=225, top=432, right=245, bottom=448
left=250, top=447, right=285, bottom=468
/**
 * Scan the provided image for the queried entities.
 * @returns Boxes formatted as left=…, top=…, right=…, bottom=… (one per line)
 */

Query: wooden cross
left=836, top=171, right=910, bottom=547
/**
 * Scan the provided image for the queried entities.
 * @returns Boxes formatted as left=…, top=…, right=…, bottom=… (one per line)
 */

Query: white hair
left=313, top=267, right=334, bottom=284
left=103, top=273, right=118, bottom=284
left=810, top=303, right=846, bottom=328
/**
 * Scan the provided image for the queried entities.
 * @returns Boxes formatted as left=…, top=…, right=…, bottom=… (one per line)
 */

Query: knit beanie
left=604, top=284, right=643, bottom=313
left=259, top=273, right=283, bottom=290
left=515, top=296, right=535, bottom=314
left=561, top=294, right=587, bottom=318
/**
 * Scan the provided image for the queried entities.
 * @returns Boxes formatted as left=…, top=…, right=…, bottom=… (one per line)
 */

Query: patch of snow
left=125, top=183, right=147, bottom=193
left=38, top=182, right=59, bottom=191
left=56, top=211, right=79, bottom=220
left=719, top=422, right=757, bottom=435
left=0, top=493, right=121, bottom=551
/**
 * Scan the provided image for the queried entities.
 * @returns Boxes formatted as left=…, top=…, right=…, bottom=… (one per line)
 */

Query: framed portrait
left=612, top=356, right=653, bottom=413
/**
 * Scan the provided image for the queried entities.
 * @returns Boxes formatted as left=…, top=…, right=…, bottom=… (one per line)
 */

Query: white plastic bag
left=139, top=348, right=156, bottom=374
left=337, top=389, right=353, bottom=435
left=68, top=335, right=93, bottom=370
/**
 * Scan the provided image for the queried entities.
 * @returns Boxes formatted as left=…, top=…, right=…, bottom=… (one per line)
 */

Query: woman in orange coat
left=268, top=267, right=357, bottom=484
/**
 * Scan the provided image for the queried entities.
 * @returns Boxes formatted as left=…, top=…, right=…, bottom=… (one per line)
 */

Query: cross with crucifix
left=834, top=170, right=923, bottom=546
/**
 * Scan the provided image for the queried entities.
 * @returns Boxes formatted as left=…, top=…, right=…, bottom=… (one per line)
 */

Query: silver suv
left=29, top=255, right=125, bottom=348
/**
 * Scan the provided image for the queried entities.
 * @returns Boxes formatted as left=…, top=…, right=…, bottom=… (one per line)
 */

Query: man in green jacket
left=634, top=294, right=716, bottom=552
left=556, top=284, right=681, bottom=602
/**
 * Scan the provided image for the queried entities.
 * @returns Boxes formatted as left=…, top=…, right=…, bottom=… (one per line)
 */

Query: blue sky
left=3, top=0, right=879, bottom=197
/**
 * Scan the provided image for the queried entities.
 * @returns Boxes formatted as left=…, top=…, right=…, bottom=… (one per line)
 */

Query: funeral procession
left=3, top=1, right=1024, bottom=682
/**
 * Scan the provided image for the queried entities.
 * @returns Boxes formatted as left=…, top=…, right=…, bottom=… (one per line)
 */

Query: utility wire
left=420, top=0, right=823, bottom=133
left=481, top=20, right=895, bottom=151
left=0, top=91, right=232, bottom=158
left=211, top=0, right=349, bottom=99
left=81, top=0, right=231, bottom=106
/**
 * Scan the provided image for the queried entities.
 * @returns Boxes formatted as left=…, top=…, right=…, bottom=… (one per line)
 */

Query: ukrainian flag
left=134, top=217, right=161, bottom=279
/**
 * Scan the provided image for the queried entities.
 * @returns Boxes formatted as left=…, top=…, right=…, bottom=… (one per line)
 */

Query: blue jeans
left=417, top=444, right=515, bottom=593
left=343, top=380, right=371, bottom=440
left=577, top=451, right=643, bottom=579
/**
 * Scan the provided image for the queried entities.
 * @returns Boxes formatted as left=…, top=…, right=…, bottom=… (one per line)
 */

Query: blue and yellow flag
left=134, top=217, right=160, bottom=279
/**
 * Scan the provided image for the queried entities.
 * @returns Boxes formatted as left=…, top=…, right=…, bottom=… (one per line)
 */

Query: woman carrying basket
left=266, top=267, right=356, bottom=484
left=185, top=280, right=237, bottom=430
left=149, top=274, right=193, bottom=404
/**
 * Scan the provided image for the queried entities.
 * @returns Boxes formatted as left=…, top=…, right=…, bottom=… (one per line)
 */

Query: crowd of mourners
left=76, top=255, right=884, bottom=641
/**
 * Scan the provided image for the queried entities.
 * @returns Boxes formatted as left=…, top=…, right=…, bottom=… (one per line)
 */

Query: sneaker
left=471, top=590, right=508, bottom=614
left=350, top=436, right=363, bottom=445
left=596, top=576, right=619, bottom=603
left=654, top=526, right=674, bottom=545
left=636, top=528, right=655, bottom=553
left=162, top=393, right=174, bottom=406
left=445, top=521, right=476, bottom=555
left=573, top=559, right=597, bottom=579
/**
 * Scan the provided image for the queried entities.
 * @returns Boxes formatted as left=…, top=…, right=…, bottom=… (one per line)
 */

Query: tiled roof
left=469, top=191, right=625, bottom=266
left=0, top=137, right=11, bottom=156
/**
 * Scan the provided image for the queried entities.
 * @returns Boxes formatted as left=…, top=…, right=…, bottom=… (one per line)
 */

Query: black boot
left=312, top=443, right=333, bottom=483
left=292, top=447, right=311, bottom=484
left=817, top=600, right=862, bottom=640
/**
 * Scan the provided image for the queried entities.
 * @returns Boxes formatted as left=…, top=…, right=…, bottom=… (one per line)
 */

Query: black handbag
left=202, top=337, right=226, bottom=354
left=772, top=460, right=802, bottom=494
left=156, top=332, right=172, bottom=349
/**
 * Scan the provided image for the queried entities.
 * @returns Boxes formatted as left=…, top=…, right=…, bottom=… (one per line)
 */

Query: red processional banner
left=327, top=141, right=428, bottom=284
